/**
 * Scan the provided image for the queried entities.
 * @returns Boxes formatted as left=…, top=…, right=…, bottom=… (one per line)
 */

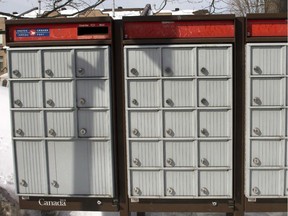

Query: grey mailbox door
left=9, top=46, right=114, bottom=197
left=245, top=43, right=288, bottom=199
left=125, top=44, right=233, bottom=199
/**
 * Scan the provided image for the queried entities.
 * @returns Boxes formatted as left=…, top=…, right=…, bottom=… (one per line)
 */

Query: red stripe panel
left=247, top=19, right=288, bottom=37
left=124, top=20, right=235, bottom=39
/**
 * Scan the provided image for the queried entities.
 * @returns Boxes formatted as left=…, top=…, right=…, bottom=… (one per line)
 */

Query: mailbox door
left=198, top=79, right=231, bottom=107
left=198, top=141, right=232, bottom=167
left=77, top=80, right=109, bottom=108
left=285, top=170, right=288, bottom=196
left=128, top=80, right=160, bottom=107
left=11, top=81, right=41, bottom=108
left=15, top=141, right=47, bottom=194
left=48, top=141, right=113, bottom=196
left=45, top=111, right=75, bottom=137
left=199, top=170, right=232, bottom=197
left=43, top=50, right=73, bottom=78
left=197, top=46, right=232, bottom=76
left=162, top=47, right=194, bottom=77
left=75, top=48, right=109, bottom=77
left=129, top=141, right=161, bottom=167
left=130, top=171, right=161, bottom=196
left=164, top=141, right=196, bottom=167
left=78, top=110, right=109, bottom=138
left=164, top=111, right=195, bottom=138
left=163, top=80, right=195, bottom=107
left=10, top=50, right=40, bottom=78
left=126, top=48, right=161, bottom=77
left=13, top=111, right=43, bottom=137
left=198, top=110, right=231, bottom=137
left=251, top=78, right=284, bottom=106
left=44, top=81, right=74, bottom=108
left=164, top=171, right=196, bottom=196
left=129, top=111, right=161, bottom=138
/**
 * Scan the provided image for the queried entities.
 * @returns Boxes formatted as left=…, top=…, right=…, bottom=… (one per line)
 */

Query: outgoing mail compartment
left=44, top=81, right=74, bottom=108
left=13, top=111, right=43, bottom=137
left=164, top=111, right=196, bottom=138
left=251, top=109, right=284, bottom=137
left=77, top=80, right=109, bottom=108
left=198, top=110, right=231, bottom=137
left=251, top=78, right=284, bottom=106
left=163, top=80, right=194, bottom=107
left=250, top=140, right=285, bottom=167
left=164, top=171, right=196, bottom=196
left=198, top=141, right=232, bottom=167
left=198, top=79, right=231, bottom=107
left=78, top=110, right=109, bottom=137
left=162, top=47, right=194, bottom=77
left=129, top=141, right=161, bottom=167
left=11, top=81, right=41, bottom=108
left=129, top=111, right=161, bottom=138
left=164, top=141, right=196, bottom=167
left=128, top=80, right=160, bottom=107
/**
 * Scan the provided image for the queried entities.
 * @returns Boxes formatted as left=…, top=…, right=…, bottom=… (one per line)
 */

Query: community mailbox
left=6, top=17, right=117, bottom=211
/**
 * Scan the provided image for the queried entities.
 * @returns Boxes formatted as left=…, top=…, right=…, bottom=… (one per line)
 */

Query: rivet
left=97, top=200, right=102, bottom=205
left=80, top=128, right=87, bottom=135
left=212, top=201, right=218, bottom=206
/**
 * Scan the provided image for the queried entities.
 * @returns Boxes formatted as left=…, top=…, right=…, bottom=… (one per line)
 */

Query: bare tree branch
left=41, top=0, right=73, bottom=17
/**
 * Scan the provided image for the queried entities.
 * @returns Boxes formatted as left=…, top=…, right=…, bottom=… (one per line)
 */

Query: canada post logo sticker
left=16, top=28, right=50, bottom=37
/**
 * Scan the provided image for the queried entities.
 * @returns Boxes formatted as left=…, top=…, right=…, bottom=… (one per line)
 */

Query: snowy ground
left=0, top=85, right=287, bottom=216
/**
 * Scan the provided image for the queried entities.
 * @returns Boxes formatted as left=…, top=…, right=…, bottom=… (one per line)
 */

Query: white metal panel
left=45, top=111, right=75, bottom=137
left=44, top=81, right=74, bottom=108
left=128, top=80, right=160, bottom=107
left=162, top=47, right=194, bottom=77
left=129, top=111, right=161, bottom=138
left=164, top=111, right=195, bottom=138
left=13, top=111, right=43, bottom=137
left=129, top=141, right=161, bottom=167
left=77, top=80, right=109, bottom=108
left=10, top=50, right=40, bottom=78
left=48, top=141, right=113, bottom=196
left=198, top=141, right=232, bottom=167
left=130, top=171, right=161, bottom=196
left=15, top=141, right=47, bottom=194
left=164, top=171, right=196, bottom=196
left=197, top=47, right=232, bottom=76
left=163, top=80, right=195, bottom=107
left=78, top=110, right=109, bottom=137
left=285, top=170, right=288, bottom=196
left=126, top=48, right=161, bottom=77
left=198, top=110, right=231, bottom=137
left=164, top=141, right=196, bottom=167
left=251, top=78, right=284, bottom=106
left=250, top=170, right=283, bottom=196
left=11, top=81, right=41, bottom=108
left=251, top=109, right=284, bottom=137
left=198, top=79, right=230, bottom=107
left=43, top=50, right=73, bottom=78
left=251, top=46, right=286, bottom=75
left=250, top=140, right=285, bottom=167
left=75, top=48, right=109, bottom=77
left=198, top=170, right=232, bottom=197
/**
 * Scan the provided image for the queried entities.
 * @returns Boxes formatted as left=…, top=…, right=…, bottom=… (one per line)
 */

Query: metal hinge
left=228, top=200, right=235, bottom=210
left=112, top=199, right=119, bottom=209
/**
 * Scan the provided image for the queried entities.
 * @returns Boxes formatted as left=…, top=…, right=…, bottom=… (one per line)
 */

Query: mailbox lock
left=166, top=98, right=174, bottom=106
left=48, top=129, right=56, bottom=137
left=132, top=129, right=140, bottom=136
left=19, top=179, right=27, bottom=187
left=80, top=128, right=87, bottom=135
left=166, top=158, right=175, bottom=166
left=201, top=128, right=209, bottom=136
left=14, top=99, right=23, bottom=107
left=12, top=70, right=21, bottom=77
left=51, top=180, right=58, bottom=188
left=133, top=158, right=141, bottom=167
left=132, top=99, right=138, bottom=106
left=201, top=187, right=209, bottom=195
left=78, top=68, right=85, bottom=75
left=253, top=157, right=261, bottom=166
left=252, top=187, right=260, bottom=195
left=133, top=187, right=141, bottom=195
left=200, top=67, right=208, bottom=75
left=16, top=129, right=24, bottom=136
left=166, top=128, right=174, bottom=137
left=165, top=67, right=172, bottom=74
left=130, top=68, right=138, bottom=76
left=45, top=69, right=53, bottom=77
left=201, top=98, right=209, bottom=106
left=167, top=187, right=174, bottom=195
left=46, top=99, right=55, bottom=107
left=200, top=158, right=209, bottom=166
left=253, top=66, right=262, bottom=74
left=253, top=97, right=261, bottom=105
left=79, top=98, right=86, bottom=105
left=253, top=127, right=261, bottom=136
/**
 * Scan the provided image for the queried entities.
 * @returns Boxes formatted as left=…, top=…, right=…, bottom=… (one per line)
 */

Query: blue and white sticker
left=16, top=28, right=50, bottom=37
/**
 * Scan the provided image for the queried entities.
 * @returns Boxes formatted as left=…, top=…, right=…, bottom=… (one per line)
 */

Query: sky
left=0, top=0, right=228, bottom=14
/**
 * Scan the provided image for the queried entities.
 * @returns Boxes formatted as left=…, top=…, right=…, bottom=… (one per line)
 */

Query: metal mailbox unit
left=244, top=14, right=288, bottom=212
left=6, top=17, right=119, bottom=212
left=121, top=15, right=238, bottom=214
